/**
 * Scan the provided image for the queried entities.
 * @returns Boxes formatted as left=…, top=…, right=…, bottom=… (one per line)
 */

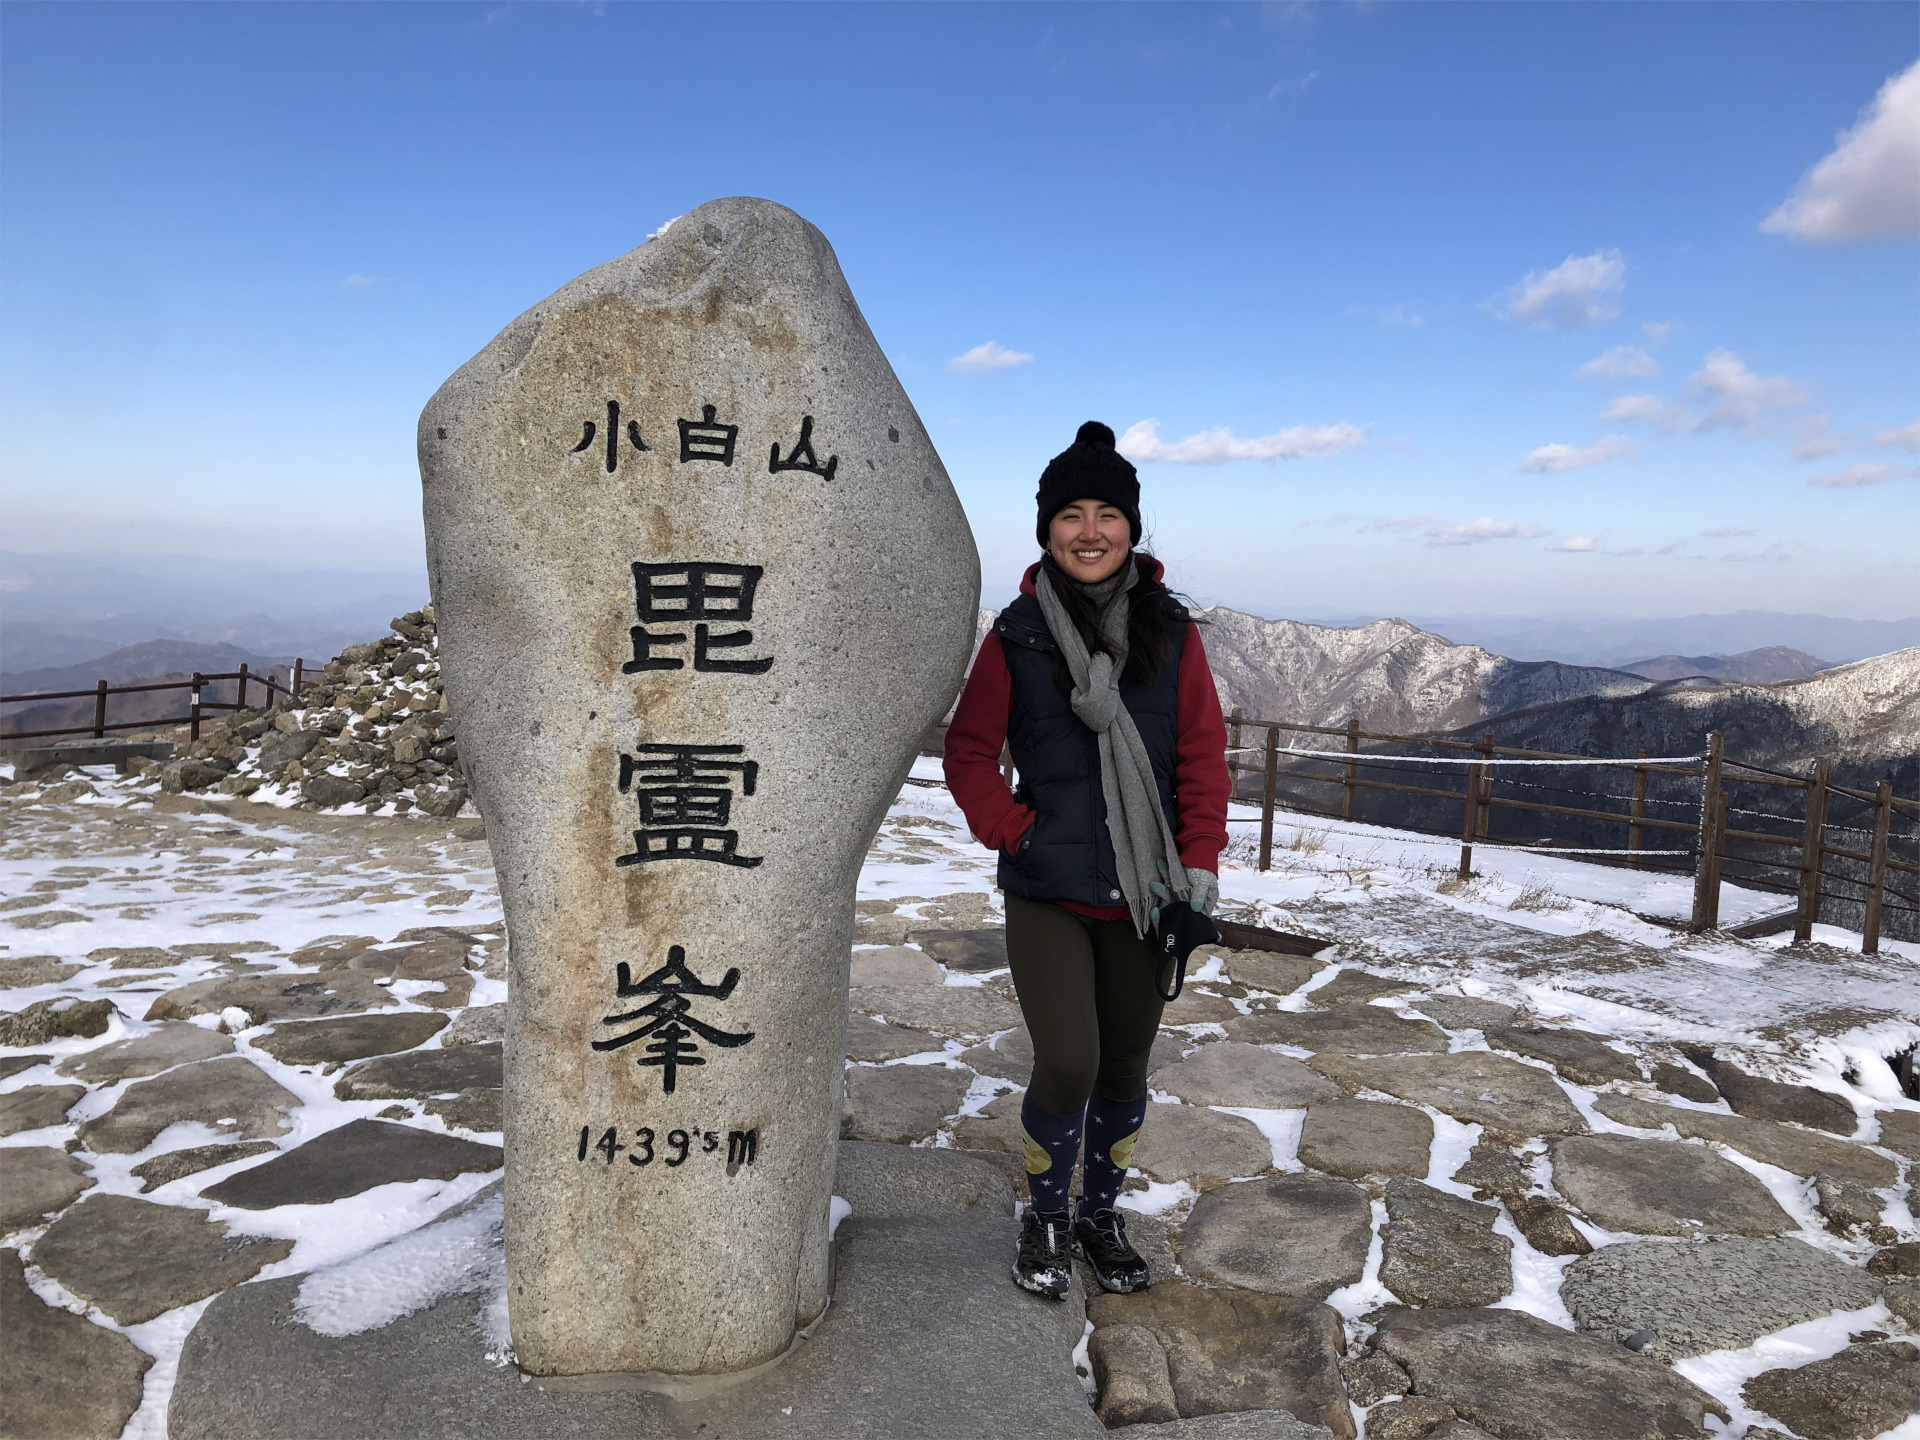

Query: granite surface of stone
left=1878, top=1108, right=1920, bottom=1159
left=1092, top=1324, right=1180, bottom=1426
left=848, top=983, right=1023, bottom=1039
left=1694, top=1057, right=1857, bottom=1135
left=144, top=971, right=398, bottom=1026
left=1160, top=990, right=1241, bottom=1026
left=1, top=1247, right=153, bottom=1440
left=0, top=1052, right=50, bottom=1081
left=0, top=997, right=115, bottom=1046
left=169, top=1216, right=1094, bottom=1438
left=1741, top=1341, right=1920, bottom=1440
left=1507, top=1195, right=1592, bottom=1256
left=1559, top=1237, right=1883, bottom=1361
left=1107, top=1414, right=1334, bottom=1440
left=1554, top=1135, right=1796, bottom=1235
left=1364, top=1397, right=1458, bottom=1440
left=840, top=1063, right=970, bottom=1144
left=1086, top=1284, right=1353, bottom=1439
left=443, top=1003, right=505, bottom=1047
left=0, top=1145, right=93, bottom=1231
left=1296, top=1098, right=1433, bottom=1180
left=1407, top=996, right=1516, bottom=1032
left=199, top=1119, right=503, bottom=1208
left=831, top=1141, right=1011, bottom=1220
left=0, top=955, right=82, bottom=987
left=1648, top=1062, right=1719, bottom=1104
left=1225, top=1005, right=1445, bottom=1056
left=1816, top=1173, right=1885, bottom=1232
left=956, top=1025, right=1033, bottom=1079
left=909, top=929, right=1008, bottom=973
left=1213, top=949, right=1322, bottom=997
left=1303, top=970, right=1420, bottom=1008
left=1339, top=1352, right=1412, bottom=1407
left=332, top=1042, right=501, bottom=1102
left=1311, top=1050, right=1588, bottom=1137
left=1153, top=1042, right=1339, bottom=1109
left=77, top=1056, right=299, bottom=1154
left=1379, top=1180, right=1513, bottom=1308
left=253, top=1011, right=450, bottom=1065
left=130, top=1141, right=278, bottom=1192
left=56, top=1023, right=234, bottom=1083
left=0, top=1082, right=83, bottom=1136
left=1594, top=1092, right=1898, bottom=1187
left=848, top=1013, right=947, bottom=1063
left=1487, top=1025, right=1642, bottom=1086
left=1178, top=1173, right=1372, bottom=1298
left=1373, top=1306, right=1727, bottom=1440
left=422, top=196, right=978, bottom=1375
left=1131, top=1102, right=1276, bottom=1186
left=31, top=1193, right=295, bottom=1324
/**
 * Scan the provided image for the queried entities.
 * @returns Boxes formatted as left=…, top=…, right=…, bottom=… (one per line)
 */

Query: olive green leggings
left=1003, top=893, right=1166, bottom=1113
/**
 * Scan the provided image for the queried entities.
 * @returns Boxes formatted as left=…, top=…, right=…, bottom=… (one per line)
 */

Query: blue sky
left=2, top=2, right=1914, bottom=620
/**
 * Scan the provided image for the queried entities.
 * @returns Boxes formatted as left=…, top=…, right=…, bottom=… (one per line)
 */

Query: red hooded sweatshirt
left=943, top=559, right=1230, bottom=922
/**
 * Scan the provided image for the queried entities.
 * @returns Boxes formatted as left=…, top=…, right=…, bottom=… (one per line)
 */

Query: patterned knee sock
left=1079, top=1091, right=1148, bottom=1218
left=1019, top=1094, right=1085, bottom=1217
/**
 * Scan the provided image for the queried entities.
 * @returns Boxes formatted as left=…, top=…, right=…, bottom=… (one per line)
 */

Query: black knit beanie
left=1035, top=421, right=1141, bottom=547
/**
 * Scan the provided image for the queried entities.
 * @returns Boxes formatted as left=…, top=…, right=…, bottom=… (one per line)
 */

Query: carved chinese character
left=624, top=563, right=773, bottom=675
left=568, top=399, right=651, bottom=473
left=615, top=744, right=762, bottom=868
left=591, top=945, right=754, bottom=1094
left=677, top=404, right=739, bottom=465
left=767, top=415, right=837, bottom=482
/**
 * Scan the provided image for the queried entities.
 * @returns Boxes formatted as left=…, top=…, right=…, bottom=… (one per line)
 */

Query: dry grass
left=1509, top=879, right=1573, bottom=912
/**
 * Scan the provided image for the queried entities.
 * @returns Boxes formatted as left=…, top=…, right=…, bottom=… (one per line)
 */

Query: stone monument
left=419, top=197, right=979, bottom=1378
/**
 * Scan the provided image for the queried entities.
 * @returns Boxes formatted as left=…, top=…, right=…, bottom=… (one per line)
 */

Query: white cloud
left=1521, top=435, right=1637, bottom=473
left=1409, top=516, right=1549, bottom=547
left=1599, top=394, right=1676, bottom=425
left=1810, top=463, right=1905, bottom=489
left=1700, top=526, right=1757, bottom=537
left=1117, top=419, right=1365, bottom=464
left=342, top=274, right=375, bottom=289
left=1494, top=250, right=1625, bottom=329
left=947, top=341, right=1034, bottom=375
left=1689, top=350, right=1808, bottom=432
left=1792, top=415, right=1848, bottom=459
left=1641, top=321, right=1678, bottom=347
left=646, top=215, right=683, bottom=241
left=1600, top=351, right=1808, bottom=435
left=1549, top=536, right=1596, bottom=552
left=1578, top=345, right=1659, bottom=380
left=1873, top=421, right=1920, bottom=452
left=1762, top=60, right=1920, bottom=243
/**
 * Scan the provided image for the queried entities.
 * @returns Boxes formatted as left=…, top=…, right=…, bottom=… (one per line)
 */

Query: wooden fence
left=0, top=661, right=309, bottom=744
left=1226, top=711, right=1919, bottom=956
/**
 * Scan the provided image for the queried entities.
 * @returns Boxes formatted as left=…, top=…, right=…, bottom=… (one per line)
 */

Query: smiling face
left=1047, top=499, right=1133, bottom=584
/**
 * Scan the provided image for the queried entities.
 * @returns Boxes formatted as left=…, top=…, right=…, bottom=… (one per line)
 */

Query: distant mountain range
left=0, top=641, right=299, bottom=740
left=1620, top=647, right=1834, bottom=685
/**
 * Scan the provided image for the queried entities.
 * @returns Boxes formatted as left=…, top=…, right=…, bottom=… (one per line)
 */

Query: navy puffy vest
left=993, top=592, right=1185, bottom=907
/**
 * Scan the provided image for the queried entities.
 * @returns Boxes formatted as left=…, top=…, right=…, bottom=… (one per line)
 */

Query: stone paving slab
left=1310, top=1050, right=1588, bottom=1138
left=1178, top=1174, right=1371, bottom=1299
left=1, top=1247, right=152, bottom=1440
left=55, top=1022, right=233, bottom=1082
left=1372, top=1306, right=1727, bottom=1440
left=252, top=1011, right=450, bottom=1066
left=169, top=1161, right=1099, bottom=1439
left=1226, top=1006, right=1446, bottom=1056
left=1560, top=1237, right=1884, bottom=1362
left=1296, top=1098, right=1432, bottom=1180
left=0, top=1145, right=94, bottom=1232
left=840, top=1063, right=970, bottom=1144
left=1594, top=1093, right=1898, bottom=1188
left=1153, top=1043, right=1338, bottom=1110
left=77, top=1056, right=299, bottom=1154
left=1552, top=1135, right=1794, bottom=1237
left=0, top=1083, right=84, bottom=1136
left=200, top=1118, right=503, bottom=1208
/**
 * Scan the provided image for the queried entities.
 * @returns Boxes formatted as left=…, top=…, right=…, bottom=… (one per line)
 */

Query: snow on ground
left=4, top=754, right=1918, bottom=1438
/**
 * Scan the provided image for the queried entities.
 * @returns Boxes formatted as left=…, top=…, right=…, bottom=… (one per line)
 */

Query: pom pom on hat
left=1075, top=420, right=1117, bottom=448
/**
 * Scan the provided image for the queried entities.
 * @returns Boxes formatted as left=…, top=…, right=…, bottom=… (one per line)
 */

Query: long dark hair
left=1041, top=550, right=1194, bottom=691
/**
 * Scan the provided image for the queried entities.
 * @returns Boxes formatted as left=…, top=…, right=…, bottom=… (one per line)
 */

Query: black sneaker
left=1073, top=1209, right=1151, bottom=1293
left=1013, top=1210, right=1073, bottom=1300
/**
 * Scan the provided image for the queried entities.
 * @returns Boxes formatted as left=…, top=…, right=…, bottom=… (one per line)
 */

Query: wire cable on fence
left=1259, top=749, right=1706, bottom=767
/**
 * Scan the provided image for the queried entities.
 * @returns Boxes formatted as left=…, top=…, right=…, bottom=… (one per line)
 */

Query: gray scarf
left=1034, top=562, right=1190, bottom=936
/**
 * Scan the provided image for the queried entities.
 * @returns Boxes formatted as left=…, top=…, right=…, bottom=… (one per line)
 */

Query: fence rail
left=1, top=661, right=308, bottom=743
left=1226, top=709, right=1917, bottom=956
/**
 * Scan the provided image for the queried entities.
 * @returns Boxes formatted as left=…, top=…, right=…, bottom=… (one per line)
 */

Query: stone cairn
left=107, top=607, right=471, bottom=819
left=422, top=196, right=979, bottom=1378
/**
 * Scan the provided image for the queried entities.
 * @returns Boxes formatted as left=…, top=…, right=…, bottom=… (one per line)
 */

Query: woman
left=944, top=421, right=1229, bottom=1299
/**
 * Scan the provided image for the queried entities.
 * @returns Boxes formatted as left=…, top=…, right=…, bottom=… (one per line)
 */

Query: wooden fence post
left=1259, top=724, right=1279, bottom=872
left=1477, top=732, right=1494, bottom=839
left=189, top=673, right=204, bottom=741
left=1690, top=731, right=1725, bottom=930
left=1794, top=757, right=1830, bottom=944
left=1458, top=756, right=1483, bottom=879
left=1628, top=749, right=1648, bottom=868
left=1343, top=717, right=1359, bottom=821
left=293, top=658, right=305, bottom=701
left=1863, top=779, right=1893, bottom=956
left=236, top=662, right=250, bottom=712
left=92, top=679, right=108, bottom=739
left=1229, top=706, right=1243, bottom=800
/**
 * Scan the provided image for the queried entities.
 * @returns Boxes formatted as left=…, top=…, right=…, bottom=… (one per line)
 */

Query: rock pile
left=123, top=608, right=470, bottom=818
